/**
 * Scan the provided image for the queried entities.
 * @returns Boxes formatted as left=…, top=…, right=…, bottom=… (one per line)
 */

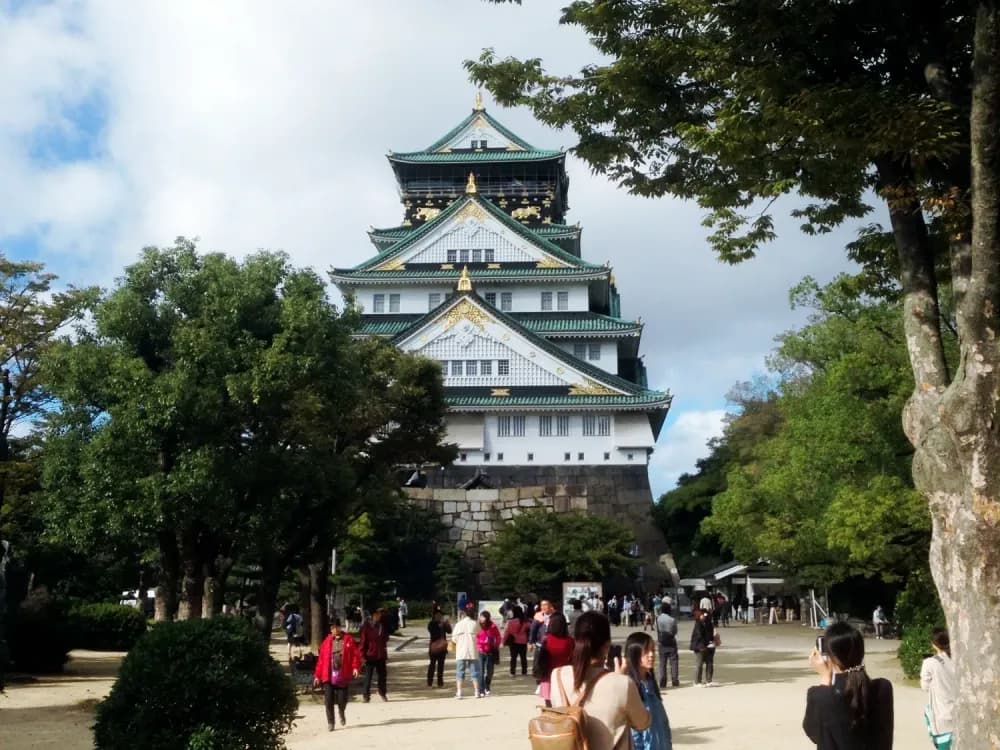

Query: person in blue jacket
left=625, top=631, right=673, bottom=750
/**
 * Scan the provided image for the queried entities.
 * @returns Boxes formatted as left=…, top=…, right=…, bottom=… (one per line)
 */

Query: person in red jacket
left=313, top=618, right=361, bottom=732
left=358, top=608, right=390, bottom=702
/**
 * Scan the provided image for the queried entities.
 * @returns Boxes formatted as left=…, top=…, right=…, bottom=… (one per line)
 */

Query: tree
left=41, top=240, right=452, bottom=638
left=434, top=546, right=472, bottom=613
left=469, top=2, right=1000, bottom=739
left=483, top=509, right=635, bottom=600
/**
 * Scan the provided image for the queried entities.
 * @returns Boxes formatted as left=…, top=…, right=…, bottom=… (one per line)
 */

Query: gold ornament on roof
left=491, top=388, right=510, bottom=397
left=375, top=258, right=405, bottom=271
left=439, top=297, right=488, bottom=332
left=466, top=172, right=478, bottom=194
left=456, top=202, right=487, bottom=222
left=535, top=255, right=564, bottom=269
left=569, top=379, right=619, bottom=396
left=457, top=265, right=473, bottom=292
left=474, top=91, right=484, bottom=111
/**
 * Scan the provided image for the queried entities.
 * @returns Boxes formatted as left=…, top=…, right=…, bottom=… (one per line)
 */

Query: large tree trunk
left=254, top=565, right=281, bottom=641
left=296, top=566, right=312, bottom=646
left=309, top=559, right=329, bottom=651
left=177, top=529, right=204, bottom=620
left=202, top=555, right=232, bottom=618
left=154, top=531, right=179, bottom=622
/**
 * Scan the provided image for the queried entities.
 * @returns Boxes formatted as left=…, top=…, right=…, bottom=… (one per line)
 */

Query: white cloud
left=649, top=410, right=727, bottom=495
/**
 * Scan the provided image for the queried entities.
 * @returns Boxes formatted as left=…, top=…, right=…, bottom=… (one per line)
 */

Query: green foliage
left=895, top=568, right=945, bottom=631
left=93, top=617, right=296, bottom=750
left=8, top=588, right=71, bottom=673
left=66, top=603, right=147, bottom=651
left=898, top=624, right=935, bottom=680
left=693, top=280, right=929, bottom=585
left=483, top=509, right=635, bottom=600
left=434, top=546, right=472, bottom=604
left=466, top=2, right=970, bottom=262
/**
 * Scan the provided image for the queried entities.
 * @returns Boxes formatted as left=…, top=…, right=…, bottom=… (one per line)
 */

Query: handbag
left=532, top=643, right=550, bottom=679
left=712, top=629, right=722, bottom=647
left=430, top=637, right=448, bottom=655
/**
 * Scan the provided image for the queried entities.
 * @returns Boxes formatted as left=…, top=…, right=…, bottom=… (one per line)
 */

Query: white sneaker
left=706, top=681, right=716, bottom=687
left=455, top=693, right=462, bottom=700
left=484, top=690, right=491, bottom=696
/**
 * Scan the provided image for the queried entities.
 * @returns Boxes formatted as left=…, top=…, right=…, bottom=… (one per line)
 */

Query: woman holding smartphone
left=803, top=621, right=893, bottom=749
left=625, top=631, right=673, bottom=750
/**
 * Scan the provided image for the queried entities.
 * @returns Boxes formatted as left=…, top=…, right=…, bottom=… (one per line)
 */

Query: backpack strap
left=558, top=667, right=612, bottom=708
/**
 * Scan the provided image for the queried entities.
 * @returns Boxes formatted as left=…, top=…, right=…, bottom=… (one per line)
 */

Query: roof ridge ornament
left=457, top=265, right=473, bottom=291
left=474, top=90, right=485, bottom=111
left=466, top=172, right=478, bottom=194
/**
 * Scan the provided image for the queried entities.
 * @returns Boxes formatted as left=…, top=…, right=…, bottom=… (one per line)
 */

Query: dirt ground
left=0, top=621, right=927, bottom=749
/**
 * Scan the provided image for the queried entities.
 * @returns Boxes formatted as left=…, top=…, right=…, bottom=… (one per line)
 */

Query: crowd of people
left=300, top=595, right=954, bottom=749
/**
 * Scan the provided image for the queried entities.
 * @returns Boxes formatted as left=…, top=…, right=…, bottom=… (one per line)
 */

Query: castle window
left=497, top=452, right=503, bottom=461
left=627, top=453, right=634, bottom=461
left=372, top=294, right=385, bottom=313
left=465, top=360, right=478, bottom=376
left=485, top=292, right=497, bottom=306
left=484, top=249, right=495, bottom=262
left=574, top=344, right=587, bottom=359
left=484, top=453, right=491, bottom=461
left=583, top=414, right=597, bottom=436
left=556, top=416, right=570, bottom=436
left=604, top=452, right=611, bottom=460
left=598, top=415, right=611, bottom=436
left=557, top=291, right=569, bottom=311
left=512, top=416, right=526, bottom=436
left=539, top=415, right=553, bottom=436
left=472, top=249, right=482, bottom=263
left=447, top=249, right=457, bottom=263
left=460, top=453, right=467, bottom=462
left=564, top=452, right=571, bottom=461
left=578, top=452, right=585, bottom=461
left=451, top=360, right=464, bottom=376
left=589, top=344, right=601, bottom=361
left=527, top=452, right=534, bottom=462
left=498, top=359, right=510, bottom=376
left=389, top=294, right=400, bottom=313
left=428, top=293, right=441, bottom=310
left=480, top=360, right=493, bottom=375
left=500, top=292, right=512, bottom=311
left=541, top=291, right=553, bottom=311
left=459, top=249, right=470, bottom=263
left=497, top=416, right=512, bottom=437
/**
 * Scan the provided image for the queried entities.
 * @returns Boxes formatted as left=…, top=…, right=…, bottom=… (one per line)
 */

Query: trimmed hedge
left=898, top=623, right=935, bottom=679
left=68, top=603, right=147, bottom=651
left=94, top=617, right=297, bottom=750
left=9, top=588, right=71, bottom=673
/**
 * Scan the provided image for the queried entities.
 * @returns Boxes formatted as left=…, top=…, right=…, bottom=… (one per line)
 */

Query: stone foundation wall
left=405, top=465, right=668, bottom=590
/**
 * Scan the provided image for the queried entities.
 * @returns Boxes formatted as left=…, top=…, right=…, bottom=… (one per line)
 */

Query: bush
left=8, top=588, right=71, bottom=673
left=94, top=617, right=297, bottom=750
left=67, top=603, right=147, bottom=651
left=898, top=623, right=935, bottom=679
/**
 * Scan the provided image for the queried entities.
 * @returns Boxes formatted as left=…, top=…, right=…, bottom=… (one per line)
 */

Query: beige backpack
left=528, top=669, right=610, bottom=750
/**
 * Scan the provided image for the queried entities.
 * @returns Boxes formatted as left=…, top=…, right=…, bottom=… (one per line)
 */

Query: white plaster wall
left=556, top=340, right=620, bottom=373
left=353, top=284, right=590, bottom=314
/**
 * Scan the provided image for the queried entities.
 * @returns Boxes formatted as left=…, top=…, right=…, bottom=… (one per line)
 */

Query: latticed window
left=481, top=360, right=493, bottom=375
left=465, top=360, right=478, bottom=376
left=501, top=292, right=512, bottom=311
left=539, top=415, right=553, bottom=436
left=484, top=249, right=495, bottom=262
left=589, top=344, right=601, bottom=361
left=447, top=250, right=457, bottom=263
left=583, top=414, right=597, bottom=436
left=556, top=416, right=570, bottom=436
left=428, top=293, right=441, bottom=310
left=459, top=249, right=470, bottom=263
left=372, top=294, right=385, bottom=313
left=512, top=416, right=526, bottom=436
left=451, top=360, right=463, bottom=376
left=498, top=359, right=510, bottom=376
left=389, top=294, right=400, bottom=313
left=472, top=249, right=482, bottom=263
left=497, top=416, right=512, bottom=437
left=485, top=292, right=496, bottom=306
left=541, top=292, right=553, bottom=311
left=558, top=291, right=569, bottom=311
left=573, top=344, right=587, bottom=359
left=598, top=415, right=611, bottom=436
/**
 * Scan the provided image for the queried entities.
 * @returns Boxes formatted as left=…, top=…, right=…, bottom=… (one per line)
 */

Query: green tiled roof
left=345, top=194, right=601, bottom=272
left=424, top=108, right=539, bottom=152
left=389, top=150, right=563, bottom=164
left=368, top=222, right=580, bottom=251
left=357, top=312, right=640, bottom=337
left=331, top=267, right=609, bottom=282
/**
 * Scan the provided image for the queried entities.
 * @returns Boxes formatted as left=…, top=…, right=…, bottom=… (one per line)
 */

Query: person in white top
left=550, top=611, right=650, bottom=750
left=920, top=628, right=955, bottom=749
left=872, top=605, right=888, bottom=639
left=450, top=608, right=481, bottom=699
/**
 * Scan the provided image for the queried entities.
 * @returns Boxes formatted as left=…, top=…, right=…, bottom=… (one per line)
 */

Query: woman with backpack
left=549, top=611, right=650, bottom=750
left=920, top=628, right=955, bottom=750
left=803, top=621, right=893, bottom=749
left=625, top=631, right=673, bottom=750
left=476, top=610, right=502, bottom=697
left=503, top=605, right=530, bottom=676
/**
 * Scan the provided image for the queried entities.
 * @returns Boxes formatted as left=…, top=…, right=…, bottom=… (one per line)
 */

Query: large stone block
left=467, top=489, right=498, bottom=502
left=570, top=497, right=588, bottom=511
left=500, top=488, right=519, bottom=502
left=443, top=501, right=457, bottom=514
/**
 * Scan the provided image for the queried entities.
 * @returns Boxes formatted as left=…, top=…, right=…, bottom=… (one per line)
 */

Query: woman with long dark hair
left=538, top=612, right=574, bottom=707
left=550, top=611, right=650, bottom=750
left=625, top=632, right=673, bottom=750
left=689, top=607, right=717, bottom=686
left=803, top=621, right=893, bottom=749
left=502, top=605, right=530, bottom=676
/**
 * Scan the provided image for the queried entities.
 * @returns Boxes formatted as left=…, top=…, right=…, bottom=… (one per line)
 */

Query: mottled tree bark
left=296, top=566, right=311, bottom=645
left=177, top=529, right=203, bottom=621
left=154, top=530, right=178, bottom=622
left=309, top=559, right=329, bottom=651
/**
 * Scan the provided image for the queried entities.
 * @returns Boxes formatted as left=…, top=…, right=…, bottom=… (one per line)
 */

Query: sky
left=0, top=0, right=863, bottom=495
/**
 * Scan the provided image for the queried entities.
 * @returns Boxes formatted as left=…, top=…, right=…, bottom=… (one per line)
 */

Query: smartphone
left=606, top=644, right=623, bottom=670
left=815, top=636, right=826, bottom=655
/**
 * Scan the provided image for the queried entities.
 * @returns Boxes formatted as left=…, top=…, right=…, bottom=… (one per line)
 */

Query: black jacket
left=689, top=618, right=714, bottom=652
left=803, top=674, right=893, bottom=750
